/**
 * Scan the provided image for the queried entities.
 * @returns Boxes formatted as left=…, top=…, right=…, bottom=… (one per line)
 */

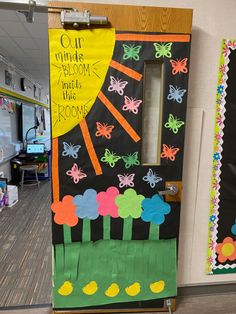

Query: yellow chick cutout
left=57, top=280, right=165, bottom=297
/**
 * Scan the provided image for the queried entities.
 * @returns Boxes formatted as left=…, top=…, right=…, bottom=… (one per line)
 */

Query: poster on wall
left=49, top=28, right=191, bottom=309
left=207, top=39, right=236, bottom=274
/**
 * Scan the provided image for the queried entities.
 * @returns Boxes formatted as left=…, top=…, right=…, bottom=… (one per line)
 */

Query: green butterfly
left=153, top=42, right=173, bottom=58
left=122, top=44, right=142, bottom=61
left=164, top=113, right=184, bottom=134
left=122, top=152, right=140, bottom=169
left=101, top=148, right=121, bottom=168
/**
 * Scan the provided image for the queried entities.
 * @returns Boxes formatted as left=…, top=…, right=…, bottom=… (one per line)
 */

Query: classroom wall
left=0, top=59, right=50, bottom=180
left=55, top=0, right=236, bottom=286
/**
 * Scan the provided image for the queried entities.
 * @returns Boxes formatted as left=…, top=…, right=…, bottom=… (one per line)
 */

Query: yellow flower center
left=222, top=243, right=235, bottom=256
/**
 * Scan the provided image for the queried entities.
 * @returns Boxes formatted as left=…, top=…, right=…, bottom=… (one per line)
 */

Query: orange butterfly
left=170, top=58, right=188, bottom=75
left=160, top=144, right=180, bottom=161
left=95, top=122, right=114, bottom=139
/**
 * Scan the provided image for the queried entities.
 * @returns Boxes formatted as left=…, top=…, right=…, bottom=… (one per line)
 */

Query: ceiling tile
left=13, top=37, right=38, bottom=49
left=34, top=38, right=48, bottom=50
left=0, top=26, right=7, bottom=37
left=24, top=48, right=48, bottom=59
left=23, top=22, right=48, bottom=39
left=16, top=12, right=48, bottom=24
left=1, top=21, right=29, bottom=37
left=0, top=10, right=20, bottom=21
left=0, top=36, right=26, bottom=57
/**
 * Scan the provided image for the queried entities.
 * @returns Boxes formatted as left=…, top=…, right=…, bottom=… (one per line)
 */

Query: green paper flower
left=115, top=188, right=144, bottom=218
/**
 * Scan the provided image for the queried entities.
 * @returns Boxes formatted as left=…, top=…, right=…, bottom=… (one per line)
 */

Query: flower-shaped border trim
left=207, top=39, right=236, bottom=274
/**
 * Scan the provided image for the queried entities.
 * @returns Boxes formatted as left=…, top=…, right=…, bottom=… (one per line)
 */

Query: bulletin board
left=207, top=39, right=236, bottom=274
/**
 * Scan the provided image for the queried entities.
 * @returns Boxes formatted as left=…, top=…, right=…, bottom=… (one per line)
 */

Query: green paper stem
left=123, top=216, right=133, bottom=240
left=63, top=225, right=72, bottom=244
left=149, top=222, right=159, bottom=240
left=82, top=218, right=91, bottom=242
left=103, top=215, right=110, bottom=240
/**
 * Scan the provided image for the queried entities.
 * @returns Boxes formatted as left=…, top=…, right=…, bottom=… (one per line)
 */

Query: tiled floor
left=1, top=292, right=236, bottom=314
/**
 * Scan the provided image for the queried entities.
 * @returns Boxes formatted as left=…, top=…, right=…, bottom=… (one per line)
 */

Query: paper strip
left=52, top=138, right=59, bottom=202
left=116, top=33, right=190, bottom=42
left=149, top=223, right=159, bottom=240
left=122, top=217, right=133, bottom=240
left=55, top=244, right=64, bottom=280
left=110, top=60, right=142, bottom=81
left=82, top=218, right=91, bottom=242
left=103, top=216, right=110, bottom=240
left=80, top=119, right=102, bottom=175
left=98, top=91, right=140, bottom=143
left=63, top=225, right=72, bottom=244
left=70, top=242, right=81, bottom=281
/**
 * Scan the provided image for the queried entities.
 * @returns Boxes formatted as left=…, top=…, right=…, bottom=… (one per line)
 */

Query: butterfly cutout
left=122, top=152, right=140, bottom=169
left=95, top=122, right=114, bottom=139
left=117, top=173, right=135, bottom=188
left=62, top=142, right=81, bottom=159
left=101, top=148, right=121, bottom=168
left=160, top=144, right=180, bottom=161
left=164, top=114, right=185, bottom=134
left=142, top=168, right=162, bottom=188
left=122, top=96, right=142, bottom=114
left=122, top=44, right=142, bottom=61
left=170, top=58, right=188, bottom=75
left=167, top=85, right=186, bottom=103
left=108, top=76, right=128, bottom=95
left=66, top=163, right=87, bottom=184
left=153, top=42, right=173, bottom=58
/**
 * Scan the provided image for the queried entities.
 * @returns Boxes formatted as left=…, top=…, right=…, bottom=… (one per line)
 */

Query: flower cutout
left=231, top=219, right=236, bottom=235
left=51, top=195, right=78, bottom=227
left=210, top=215, right=216, bottom=222
left=215, top=133, right=222, bottom=141
left=96, top=186, right=120, bottom=218
left=216, top=237, right=236, bottom=263
left=73, top=189, right=99, bottom=220
left=141, top=194, right=171, bottom=225
left=115, top=188, right=144, bottom=218
left=213, top=152, right=220, bottom=161
left=217, top=85, right=224, bottom=95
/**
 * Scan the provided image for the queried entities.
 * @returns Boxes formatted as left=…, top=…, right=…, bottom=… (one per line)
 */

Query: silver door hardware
left=18, top=0, right=36, bottom=23
left=159, top=183, right=178, bottom=196
left=17, top=0, right=108, bottom=26
left=60, top=10, right=108, bottom=27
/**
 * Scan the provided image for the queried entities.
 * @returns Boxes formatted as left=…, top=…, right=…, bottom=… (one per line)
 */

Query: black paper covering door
left=49, top=29, right=191, bottom=309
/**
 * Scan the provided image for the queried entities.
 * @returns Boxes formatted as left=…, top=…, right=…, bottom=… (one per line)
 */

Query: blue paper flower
left=231, top=219, right=236, bottom=235
left=217, top=85, right=224, bottom=95
left=213, top=152, right=220, bottom=161
left=73, top=189, right=99, bottom=220
left=141, top=194, right=171, bottom=225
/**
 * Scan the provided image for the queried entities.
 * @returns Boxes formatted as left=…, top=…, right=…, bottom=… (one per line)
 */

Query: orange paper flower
left=51, top=195, right=78, bottom=227
left=216, top=237, right=236, bottom=263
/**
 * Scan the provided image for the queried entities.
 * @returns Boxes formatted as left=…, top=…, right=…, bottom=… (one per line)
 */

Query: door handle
left=159, top=183, right=178, bottom=196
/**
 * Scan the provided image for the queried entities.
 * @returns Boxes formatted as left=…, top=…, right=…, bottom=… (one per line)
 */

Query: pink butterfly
left=122, top=96, right=142, bottom=114
left=117, top=173, right=135, bottom=188
left=66, top=163, right=87, bottom=184
left=108, top=76, right=128, bottom=95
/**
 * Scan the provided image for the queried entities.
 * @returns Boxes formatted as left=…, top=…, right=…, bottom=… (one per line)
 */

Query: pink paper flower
left=96, top=186, right=120, bottom=218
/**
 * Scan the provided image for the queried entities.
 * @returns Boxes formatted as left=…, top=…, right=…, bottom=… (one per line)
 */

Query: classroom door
left=48, top=2, right=192, bottom=311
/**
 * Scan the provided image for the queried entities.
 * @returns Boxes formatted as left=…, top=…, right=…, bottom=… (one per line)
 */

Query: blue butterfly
left=167, top=84, right=186, bottom=103
left=142, top=168, right=162, bottom=188
left=62, top=142, right=81, bottom=159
